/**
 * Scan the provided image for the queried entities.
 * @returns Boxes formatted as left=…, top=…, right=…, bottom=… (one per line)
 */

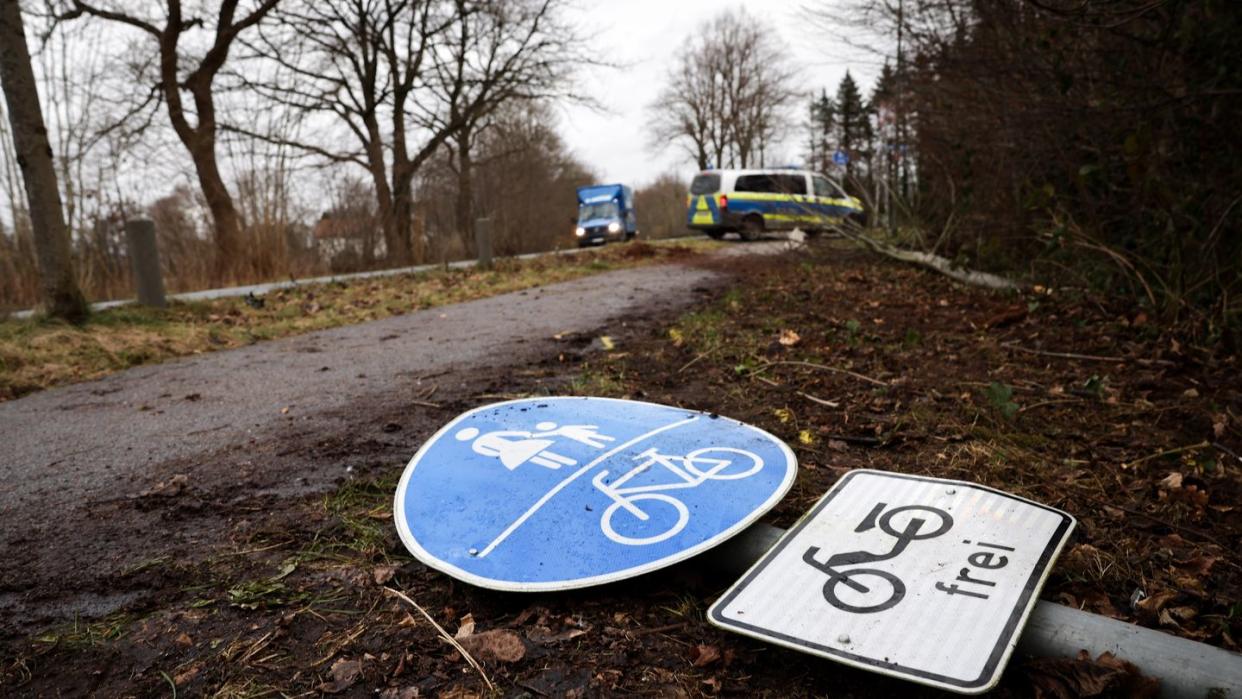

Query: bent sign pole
left=708, top=523, right=1242, bottom=699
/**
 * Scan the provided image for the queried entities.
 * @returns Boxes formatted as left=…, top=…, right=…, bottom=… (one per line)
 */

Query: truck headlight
left=575, top=227, right=586, bottom=237
left=608, top=222, right=621, bottom=233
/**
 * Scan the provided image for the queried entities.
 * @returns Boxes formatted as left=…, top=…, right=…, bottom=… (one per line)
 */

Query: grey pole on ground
left=124, top=219, right=166, bottom=308
left=708, top=523, right=1242, bottom=699
left=475, top=217, right=493, bottom=270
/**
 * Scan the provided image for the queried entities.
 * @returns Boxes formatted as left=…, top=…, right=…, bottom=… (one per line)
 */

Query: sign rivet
left=468, top=547, right=479, bottom=556
left=946, top=487, right=957, bottom=495
left=838, top=634, right=850, bottom=644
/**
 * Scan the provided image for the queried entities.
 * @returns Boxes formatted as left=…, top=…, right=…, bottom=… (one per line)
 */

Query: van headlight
left=575, top=227, right=586, bottom=237
left=608, top=222, right=621, bottom=233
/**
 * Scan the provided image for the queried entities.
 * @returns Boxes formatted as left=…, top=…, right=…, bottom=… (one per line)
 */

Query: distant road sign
left=709, top=470, right=1075, bottom=694
left=833, top=149, right=850, bottom=166
left=394, top=397, right=797, bottom=591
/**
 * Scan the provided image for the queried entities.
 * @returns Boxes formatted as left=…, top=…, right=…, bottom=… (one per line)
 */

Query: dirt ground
left=2, top=240, right=1238, bottom=697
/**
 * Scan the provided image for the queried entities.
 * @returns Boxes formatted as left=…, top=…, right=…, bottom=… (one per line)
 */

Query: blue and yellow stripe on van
left=687, top=191, right=862, bottom=229
left=687, top=193, right=723, bottom=226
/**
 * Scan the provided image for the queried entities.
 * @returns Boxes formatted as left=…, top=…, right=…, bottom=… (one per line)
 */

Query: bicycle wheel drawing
left=600, top=493, right=691, bottom=546
left=878, top=505, right=954, bottom=541
left=821, top=568, right=907, bottom=614
left=684, top=447, right=764, bottom=481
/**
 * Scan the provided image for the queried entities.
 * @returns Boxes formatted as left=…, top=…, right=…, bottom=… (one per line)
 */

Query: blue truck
left=574, top=184, right=637, bottom=247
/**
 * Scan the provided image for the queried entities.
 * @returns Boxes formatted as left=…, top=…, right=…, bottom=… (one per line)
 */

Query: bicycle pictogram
left=592, top=446, right=765, bottom=546
left=802, top=502, right=954, bottom=614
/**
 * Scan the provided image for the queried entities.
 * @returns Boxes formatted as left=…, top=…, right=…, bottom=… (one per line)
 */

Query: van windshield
left=579, top=201, right=619, bottom=221
left=690, top=174, right=720, bottom=195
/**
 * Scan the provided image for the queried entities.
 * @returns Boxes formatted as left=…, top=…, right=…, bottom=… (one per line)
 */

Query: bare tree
left=431, top=0, right=586, bottom=242
left=60, top=0, right=282, bottom=281
left=240, top=0, right=584, bottom=264
left=648, top=9, right=797, bottom=170
left=239, top=0, right=455, bottom=264
left=0, top=0, right=88, bottom=320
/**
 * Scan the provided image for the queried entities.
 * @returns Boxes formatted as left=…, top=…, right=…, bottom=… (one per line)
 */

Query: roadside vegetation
left=0, top=240, right=712, bottom=401
left=576, top=242, right=1241, bottom=655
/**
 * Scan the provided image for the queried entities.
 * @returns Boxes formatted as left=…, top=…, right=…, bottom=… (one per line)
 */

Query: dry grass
left=0, top=240, right=717, bottom=401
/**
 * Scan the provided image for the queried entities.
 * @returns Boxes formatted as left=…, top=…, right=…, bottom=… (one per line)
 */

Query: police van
left=686, top=169, right=863, bottom=240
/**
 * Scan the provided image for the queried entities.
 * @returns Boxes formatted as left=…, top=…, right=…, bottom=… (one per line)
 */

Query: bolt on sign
left=394, top=397, right=797, bottom=591
left=709, top=470, right=1076, bottom=694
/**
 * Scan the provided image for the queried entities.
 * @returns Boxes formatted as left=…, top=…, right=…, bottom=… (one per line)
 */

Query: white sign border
left=393, top=396, right=799, bottom=592
left=708, top=469, right=1076, bottom=695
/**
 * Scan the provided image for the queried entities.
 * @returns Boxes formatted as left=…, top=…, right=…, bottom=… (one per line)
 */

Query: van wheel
left=740, top=216, right=764, bottom=241
left=706, top=230, right=724, bottom=240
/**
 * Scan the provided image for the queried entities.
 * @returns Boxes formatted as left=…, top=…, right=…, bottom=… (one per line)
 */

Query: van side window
left=813, top=175, right=845, bottom=198
left=690, top=174, right=721, bottom=195
left=735, top=174, right=774, bottom=193
left=771, top=174, right=808, bottom=195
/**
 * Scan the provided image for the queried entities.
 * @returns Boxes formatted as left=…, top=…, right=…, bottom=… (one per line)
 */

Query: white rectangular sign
left=709, top=470, right=1076, bottom=694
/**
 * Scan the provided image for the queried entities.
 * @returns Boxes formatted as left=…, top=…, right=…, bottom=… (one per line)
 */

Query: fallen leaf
left=140, top=474, right=189, bottom=498
left=1182, top=388, right=1199, bottom=398
left=778, top=329, right=801, bottom=346
left=598, top=335, right=616, bottom=351
left=455, top=613, right=476, bottom=639
left=1159, top=472, right=1183, bottom=490
left=322, top=658, right=362, bottom=693
left=1026, top=650, right=1159, bottom=699
left=457, top=629, right=525, bottom=663
left=798, top=430, right=815, bottom=446
left=1135, top=590, right=1178, bottom=617
left=527, top=626, right=588, bottom=644
left=691, top=644, right=721, bottom=667
left=372, top=565, right=398, bottom=586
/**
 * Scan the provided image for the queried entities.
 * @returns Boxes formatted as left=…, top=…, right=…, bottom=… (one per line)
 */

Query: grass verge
left=0, top=240, right=716, bottom=401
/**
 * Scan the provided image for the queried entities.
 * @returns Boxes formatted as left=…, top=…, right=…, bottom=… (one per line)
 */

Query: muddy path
left=0, top=245, right=791, bottom=635
left=2, top=239, right=1238, bottom=698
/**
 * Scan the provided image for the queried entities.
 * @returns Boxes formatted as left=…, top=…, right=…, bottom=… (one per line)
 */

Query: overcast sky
left=558, top=0, right=880, bottom=187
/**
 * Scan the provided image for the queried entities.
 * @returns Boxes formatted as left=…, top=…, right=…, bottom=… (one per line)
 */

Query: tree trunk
left=454, top=126, right=475, bottom=249
left=186, top=135, right=244, bottom=281
left=0, top=2, right=87, bottom=321
left=389, top=164, right=415, bottom=265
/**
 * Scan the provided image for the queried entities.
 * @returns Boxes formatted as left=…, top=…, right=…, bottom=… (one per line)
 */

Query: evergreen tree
left=835, top=71, right=871, bottom=180
left=809, top=89, right=835, bottom=172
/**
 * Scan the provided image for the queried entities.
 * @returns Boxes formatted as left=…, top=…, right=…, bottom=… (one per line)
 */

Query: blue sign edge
left=392, top=396, right=799, bottom=592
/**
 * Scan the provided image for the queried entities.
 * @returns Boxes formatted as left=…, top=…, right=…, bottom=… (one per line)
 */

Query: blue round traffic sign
left=393, top=397, right=797, bottom=591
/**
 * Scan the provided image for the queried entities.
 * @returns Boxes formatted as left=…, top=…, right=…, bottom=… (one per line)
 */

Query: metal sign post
left=710, top=470, right=1075, bottom=694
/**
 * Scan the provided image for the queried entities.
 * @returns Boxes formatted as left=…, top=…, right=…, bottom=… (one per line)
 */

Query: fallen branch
left=832, top=225, right=1021, bottom=291
left=678, top=352, right=709, bottom=374
left=1123, top=440, right=1211, bottom=470
left=384, top=587, right=494, bottom=692
left=752, top=360, right=888, bottom=387
left=799, top=391, right=841, bottom=408
left=1002, top=342, right=1176, bottom=367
